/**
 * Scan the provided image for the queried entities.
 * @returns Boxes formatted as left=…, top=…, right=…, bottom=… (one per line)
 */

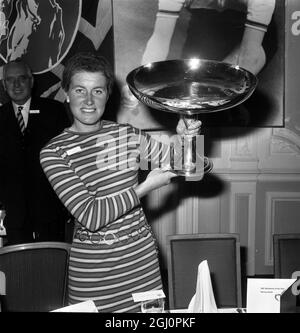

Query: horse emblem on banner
left=0, top=0, right=82, bottom=74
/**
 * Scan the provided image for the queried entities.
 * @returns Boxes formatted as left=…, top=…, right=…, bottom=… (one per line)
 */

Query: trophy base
left=172, top=157, right=213, bottom=179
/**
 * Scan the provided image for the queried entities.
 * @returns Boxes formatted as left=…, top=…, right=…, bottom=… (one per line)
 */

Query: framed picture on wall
left=113, top=0, right=285, bottom=131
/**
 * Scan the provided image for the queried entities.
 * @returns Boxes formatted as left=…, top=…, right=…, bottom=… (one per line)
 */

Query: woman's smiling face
left=66, top=71, right=109, bottom=132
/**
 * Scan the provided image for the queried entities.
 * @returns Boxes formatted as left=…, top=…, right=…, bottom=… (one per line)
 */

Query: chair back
left=167, top=233, right=242, bottom=309
left=0, top=242, right=70, bottom=312
left=273, top=234, right=300, bottom=278
left=273, top=234, right=300, bottom=305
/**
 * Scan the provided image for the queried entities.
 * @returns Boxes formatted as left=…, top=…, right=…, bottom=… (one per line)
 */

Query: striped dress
left=40, top=120, right=170, bottom=312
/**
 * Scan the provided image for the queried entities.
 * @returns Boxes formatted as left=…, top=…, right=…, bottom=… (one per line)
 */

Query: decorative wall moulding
left=271, top=128, right=300, bottom=156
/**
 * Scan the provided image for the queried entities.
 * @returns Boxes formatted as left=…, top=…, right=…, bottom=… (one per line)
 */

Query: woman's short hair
left=62, top=52, right=114, bottom=94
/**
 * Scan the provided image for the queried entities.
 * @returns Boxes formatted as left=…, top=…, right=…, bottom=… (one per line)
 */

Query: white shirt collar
left=13, top=98, right=31, bottom=114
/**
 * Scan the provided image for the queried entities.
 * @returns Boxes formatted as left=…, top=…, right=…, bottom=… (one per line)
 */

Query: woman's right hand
left=135, top=167, right=177, bottom=199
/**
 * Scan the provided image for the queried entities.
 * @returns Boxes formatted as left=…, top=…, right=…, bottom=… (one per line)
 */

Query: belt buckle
left=103, top=231, right=119, bottom=245
left=77, top=229, right=89, bottom=242
left=90, top=232, right=102, bottom=245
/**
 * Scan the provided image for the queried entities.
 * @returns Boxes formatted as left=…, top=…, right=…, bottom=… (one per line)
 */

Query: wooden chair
left=167, top=233, right=242, bottom=310
left=0, top=242, right=70, bottom=312
left=273, top=234, right=300, bottom=305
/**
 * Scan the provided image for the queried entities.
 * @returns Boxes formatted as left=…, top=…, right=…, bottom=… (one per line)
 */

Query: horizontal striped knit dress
left=40, top=120, right=170, bottom=312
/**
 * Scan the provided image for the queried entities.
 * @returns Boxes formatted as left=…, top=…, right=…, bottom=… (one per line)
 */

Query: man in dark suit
left=0, top=59, right=71, bottom=245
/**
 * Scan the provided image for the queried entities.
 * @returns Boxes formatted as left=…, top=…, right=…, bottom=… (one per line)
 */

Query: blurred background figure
left=0, top=59, right=71, bottom=245
left=142, top=0, right=275, bottom=75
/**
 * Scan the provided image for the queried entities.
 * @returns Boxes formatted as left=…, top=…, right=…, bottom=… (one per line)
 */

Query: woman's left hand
left=176, top=117, right=201, bottom=136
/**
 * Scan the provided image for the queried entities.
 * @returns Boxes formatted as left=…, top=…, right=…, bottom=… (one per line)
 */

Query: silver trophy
left=127, top=59, right=257, bottom=179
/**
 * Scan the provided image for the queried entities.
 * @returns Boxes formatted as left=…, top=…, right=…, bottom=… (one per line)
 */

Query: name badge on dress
left=66, top=146, right=82, bottom=155
left=29, top=109, right=40, bottom=114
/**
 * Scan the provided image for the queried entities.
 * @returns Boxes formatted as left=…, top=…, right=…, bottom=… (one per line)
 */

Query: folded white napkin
left=187, top=260, right=218, bottom=313
left=0, top=271, right=6, bottom=295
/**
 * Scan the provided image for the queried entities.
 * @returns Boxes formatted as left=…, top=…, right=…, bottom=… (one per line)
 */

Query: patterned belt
left=73, top=224, right=152, bottom=246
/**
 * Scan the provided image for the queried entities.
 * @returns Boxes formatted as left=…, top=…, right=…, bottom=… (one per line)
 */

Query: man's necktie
left=17, top=106, right=25, bottom=134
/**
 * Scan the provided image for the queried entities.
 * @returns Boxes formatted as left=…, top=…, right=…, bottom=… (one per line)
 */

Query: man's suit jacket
left=0, top=97, right=71, bottom=244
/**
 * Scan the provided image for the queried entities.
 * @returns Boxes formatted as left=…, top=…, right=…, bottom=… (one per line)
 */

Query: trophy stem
left=178, top=114, right=200, bottom=175
left=176, top=114, right=213, bottom=178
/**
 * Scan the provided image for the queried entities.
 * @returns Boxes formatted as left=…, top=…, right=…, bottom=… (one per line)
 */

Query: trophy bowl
left=126, top=59, right=258, bottom=178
